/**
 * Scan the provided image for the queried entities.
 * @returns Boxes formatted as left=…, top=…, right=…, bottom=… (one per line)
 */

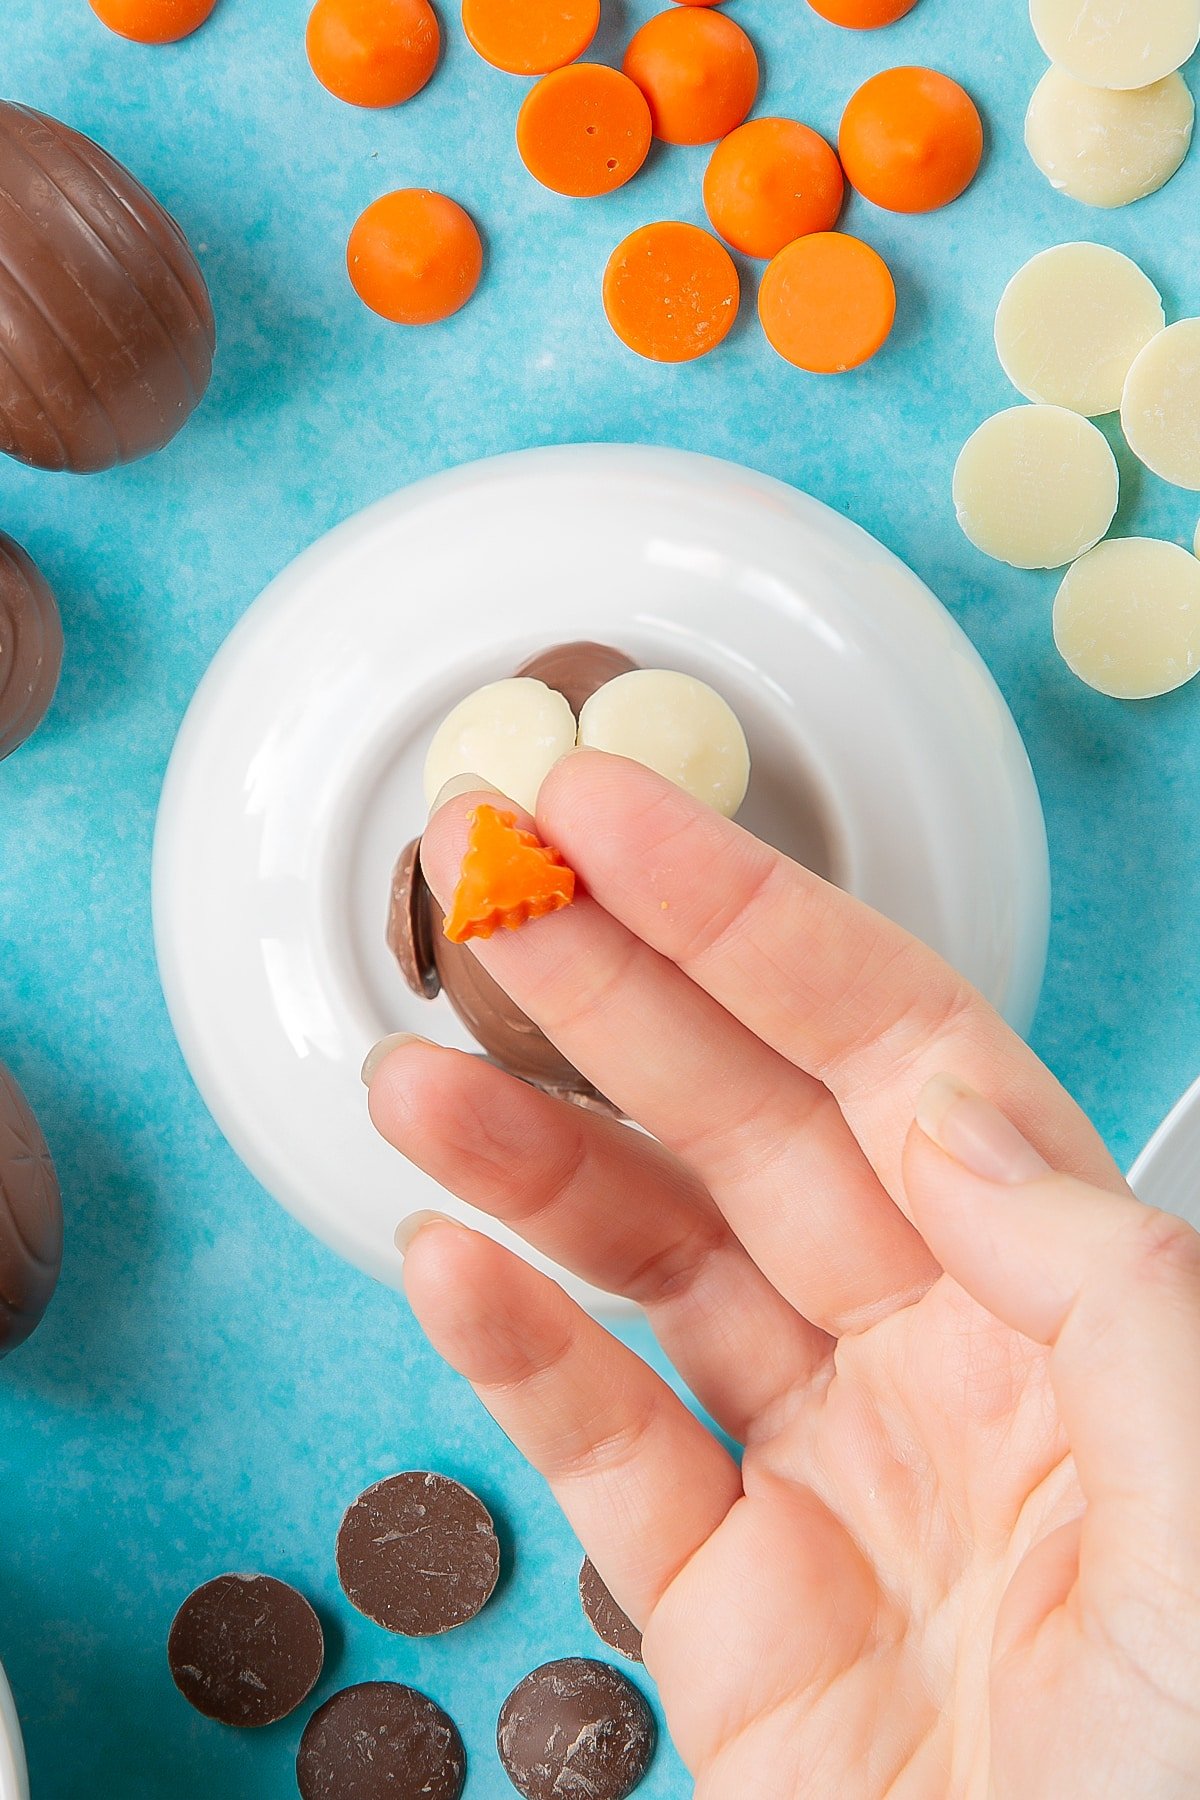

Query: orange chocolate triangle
left=443, top=804, right=577, bottom=945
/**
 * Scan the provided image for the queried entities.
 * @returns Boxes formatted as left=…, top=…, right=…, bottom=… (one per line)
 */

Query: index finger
left=536, top=751, right=1125, bottom=1202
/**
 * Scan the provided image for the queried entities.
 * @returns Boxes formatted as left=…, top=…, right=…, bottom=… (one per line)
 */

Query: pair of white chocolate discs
left=424, top=669, right=751, bottom=818
left=1025, top=0, right=1197, bottom=210
left=955, top=243, right=1147, bottom=572
left=987, top=244, right=1200, bottom=493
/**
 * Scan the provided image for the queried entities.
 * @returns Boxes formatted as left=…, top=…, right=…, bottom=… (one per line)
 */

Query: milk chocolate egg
left=386, top=642, right=639, bottom=1109
left=0, top=103, right=215, bottom=473
left=513, top=641, right=639, bottom=718
left=0, top=1061, right=63, bottom=1355
left=0, top=532, right=63, bottom=760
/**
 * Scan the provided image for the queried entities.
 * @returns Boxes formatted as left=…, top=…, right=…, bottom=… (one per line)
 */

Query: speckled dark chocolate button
left=335, top=1471, right=500, bottom=1636
left=579, top=1558, right=644, bottom=1664
left=497, top=1657, right=656, bottom=1800
left=297, top=1683, right=466, bottom=1800
left=167, top=1573, right=324, bottom=1727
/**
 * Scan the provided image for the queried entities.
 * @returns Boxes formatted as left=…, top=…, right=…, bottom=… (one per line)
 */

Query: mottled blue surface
left=2, top=0, right=1200, bottom=1794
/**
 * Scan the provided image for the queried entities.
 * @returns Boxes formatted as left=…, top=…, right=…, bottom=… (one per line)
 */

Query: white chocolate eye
left=1053, top=537, right=1200, bottom=698
left=1029, top=0, right=1200, bottom=92
left=953, top=406, right=1118, bottom=569
left=423, top=678, right=577, bottom=814
left=994, top=244, right=1163, bottom=418
left=1025, top=67, right=1194, bottom=210
left=1120, top=318, right=1200, bottom=490
left=577, top=669, right=750, bottom=818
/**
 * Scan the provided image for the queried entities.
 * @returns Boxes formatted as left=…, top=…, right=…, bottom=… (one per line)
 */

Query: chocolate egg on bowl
left=388, top=639, right=754, bottom=1111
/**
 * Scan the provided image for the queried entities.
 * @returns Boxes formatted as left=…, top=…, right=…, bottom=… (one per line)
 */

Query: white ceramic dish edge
left=153, top=444, right=1051, bottom=1313
left=0, top=1663, right=28, bottom=1800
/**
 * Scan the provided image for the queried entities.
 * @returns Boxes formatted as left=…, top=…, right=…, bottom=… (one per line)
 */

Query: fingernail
left=916, top=1076, right=1050, bottom=1185
left=395, top=1210, right=460, bottom=1257
left=361, top=1032, right=429, bottom=1087
left=428, top=773, right=501, bottom=819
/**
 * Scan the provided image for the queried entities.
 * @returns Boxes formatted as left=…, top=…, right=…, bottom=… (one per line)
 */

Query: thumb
left=902, top=1077, right=1200, bottom=1603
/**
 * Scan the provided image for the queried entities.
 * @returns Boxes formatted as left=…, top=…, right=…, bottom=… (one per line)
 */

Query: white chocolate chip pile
left=425, top=666, right=751, bottom=815
left=1025, top=0, right=1197, bottom=209
left=993, top=243, right=1164, bottom=417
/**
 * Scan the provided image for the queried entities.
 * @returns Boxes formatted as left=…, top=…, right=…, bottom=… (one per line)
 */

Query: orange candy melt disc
left=758, top=232, right=896, bottom=373
left=87, top=0, right=217, bottom=42
left=704, top=117, right=844, bottom=259
left=306, top=0, right=440, bottom=108
left=444, top=805, right=577, bottom=943
left=603, top=221, right=739, bottom=363
left=807, top=0, right=920, bottom=26
left=518, top=65, right=653, bottom=197
left=462, top=0, right=600, bottom=76
left=839, top=66, right=984, bottom=213
left=623, top=8, right=759, bottom=146
left=347, top=189, right=483, bottom=324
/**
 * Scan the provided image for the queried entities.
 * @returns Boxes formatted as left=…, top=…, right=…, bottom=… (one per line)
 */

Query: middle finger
left=420, top=792, right=938, bottom=1336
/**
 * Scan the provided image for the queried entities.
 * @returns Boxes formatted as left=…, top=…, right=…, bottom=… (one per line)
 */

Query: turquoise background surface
left=3, top=0, right=1200, bottom=1794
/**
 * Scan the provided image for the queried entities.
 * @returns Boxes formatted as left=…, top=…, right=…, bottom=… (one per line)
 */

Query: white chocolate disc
left=1025, top=66, right=1194, bottom=209
left=1121, top=318, right=1200, bottom=489
left=1029, top=0, right=1200, bottom=90
left=953, top=405, right=1119, bottom=569
left=423, top=677, right=577, bottom=814
left=577, top=669, right=750, bottom=817
left=994, top=244, right=1163, bottom=416
left=1053, top=536, right=1200, bottom=696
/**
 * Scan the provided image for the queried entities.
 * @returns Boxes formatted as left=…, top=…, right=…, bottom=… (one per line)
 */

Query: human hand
left=366, top=752, right=1200, bottom=1799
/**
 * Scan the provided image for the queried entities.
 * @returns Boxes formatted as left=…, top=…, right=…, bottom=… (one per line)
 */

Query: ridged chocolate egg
left=0, top=1061, right=63, bottom=1356
left=0, top=102, right=215, bottom=473
left=0, top=532, right=64, bottom=760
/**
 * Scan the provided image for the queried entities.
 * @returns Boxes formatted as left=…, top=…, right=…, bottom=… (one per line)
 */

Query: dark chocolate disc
left=167, top=1573, right=324, bottom=1728
left=387, top=838, right=441, bottom=999
left=0, top=102, right=215, bottom=473
left=297, top=1683, right=466, bottom=1800
left=513, top=642, right=640, bottom=718
left=0, top=1061, right=63, bottom=1356
left=579, top=1558, right=644, bottom=1664
left=0, top=534, right=63, bottom=762
left=497, top=1658, right=656, bottom=1800
left=335, top=1471, right=500, bottom=1636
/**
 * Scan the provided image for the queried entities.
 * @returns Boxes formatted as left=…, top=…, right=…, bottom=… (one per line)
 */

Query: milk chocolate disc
left=167, top=1573, right=324, bottom=1728
left=0, top=534, right=63, bottom=761
left=335, top=1471, right=500, bottom=1636
left=0, top=1061, right=63, bottom=1356
left=497, top=1658, right=656, bottom=1800
left=297, top=1683, right=466, bottom=1800
left=579, top=1558, right=644, bottom=1663
left=387, top=838, right=440, bottom=999
left=513, top=642, right=639, bottom=717
left=0, top=103, right=215, bottom=473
